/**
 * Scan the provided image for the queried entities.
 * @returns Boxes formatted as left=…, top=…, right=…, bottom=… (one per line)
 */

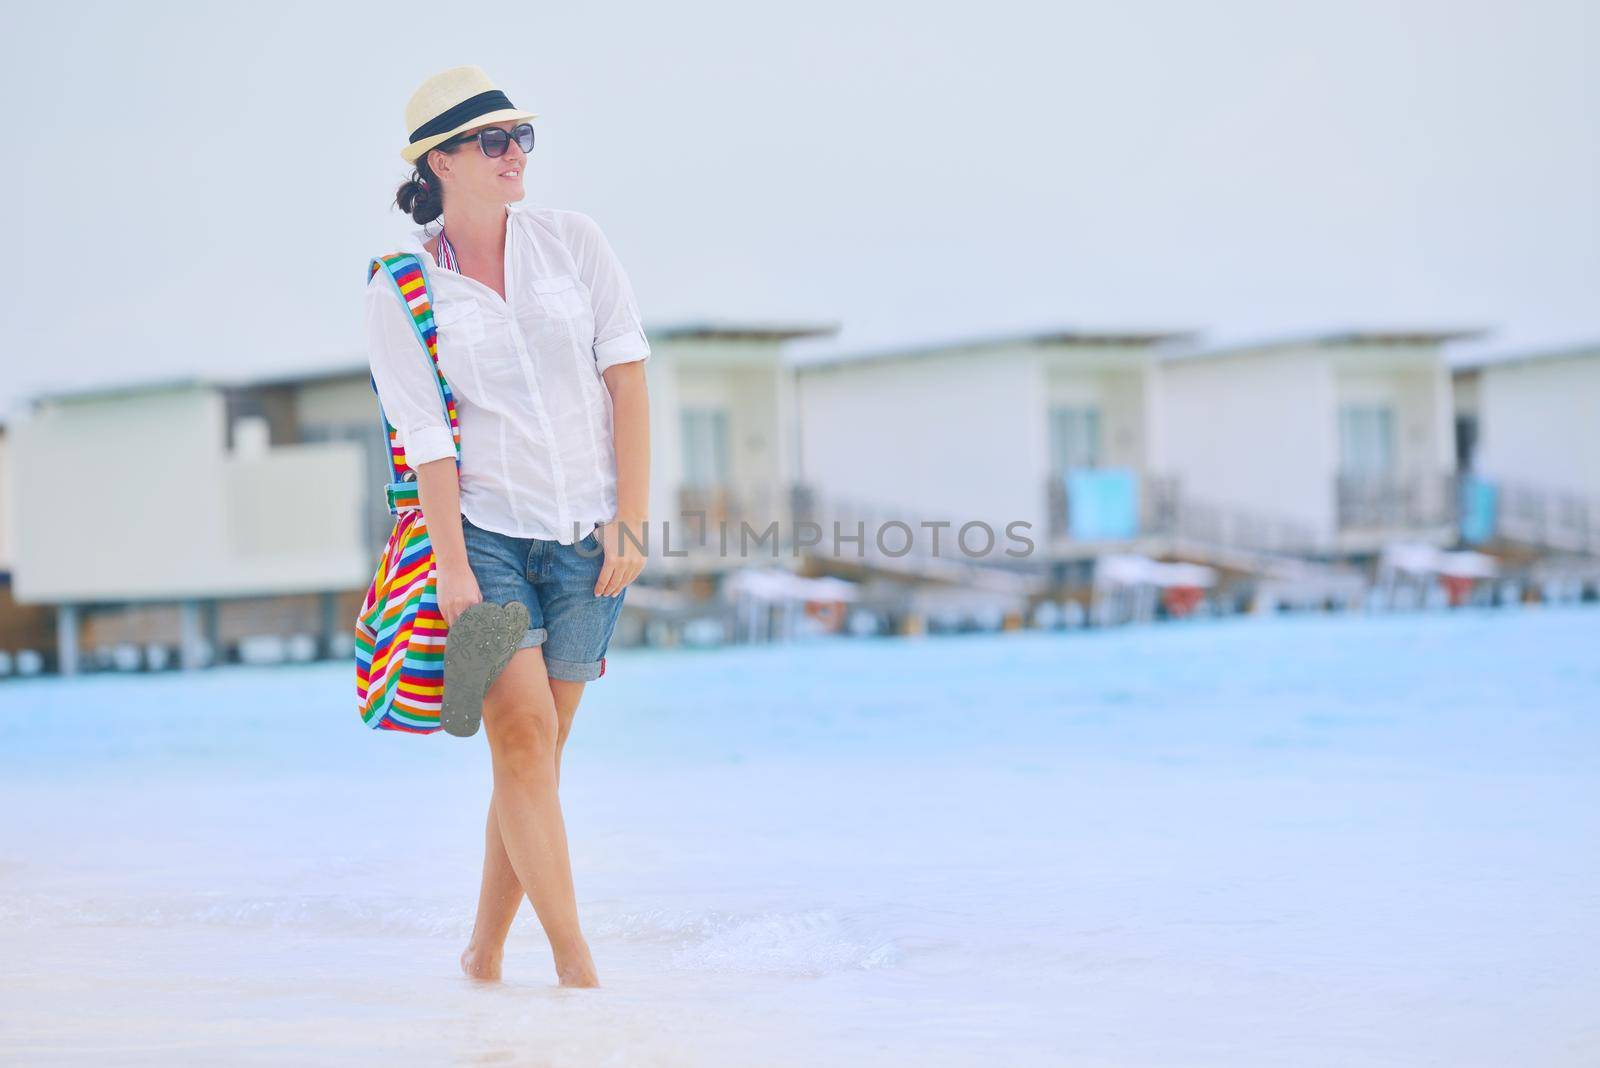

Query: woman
left=364, top=66, right=651, bottom=988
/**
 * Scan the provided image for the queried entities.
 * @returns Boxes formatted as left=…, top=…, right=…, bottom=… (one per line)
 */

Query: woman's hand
left=436, top=561, right=484, bottom=626
left=594, top=518, right=647, bottom=598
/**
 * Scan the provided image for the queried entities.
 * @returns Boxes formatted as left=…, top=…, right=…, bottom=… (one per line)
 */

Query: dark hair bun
left=395, top=166, right=443, bottom=225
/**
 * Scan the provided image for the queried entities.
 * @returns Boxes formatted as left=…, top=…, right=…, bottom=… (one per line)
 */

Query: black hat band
left=409, top=89, right=516, bottom=144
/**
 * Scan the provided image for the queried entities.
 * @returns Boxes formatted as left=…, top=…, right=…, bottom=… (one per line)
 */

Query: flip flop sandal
left=441, top=600, right=531, bottom=738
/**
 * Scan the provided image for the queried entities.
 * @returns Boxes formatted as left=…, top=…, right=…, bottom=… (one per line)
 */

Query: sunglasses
left=441, top=122, right=535, bottom=159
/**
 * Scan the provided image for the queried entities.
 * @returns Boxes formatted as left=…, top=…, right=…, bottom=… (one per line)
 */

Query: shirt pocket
left=433, top=299, right=486, bottom=346
left=528, top=273, right=590, bottom=320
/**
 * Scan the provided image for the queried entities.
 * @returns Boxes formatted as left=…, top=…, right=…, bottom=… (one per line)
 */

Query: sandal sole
left=441, top=600, right=531, bottom=737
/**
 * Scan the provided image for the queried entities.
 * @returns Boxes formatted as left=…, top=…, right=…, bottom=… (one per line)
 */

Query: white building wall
left=727, top=368, right=785, bottom=502
left=1154, top=348, right=1337, bottom=542
left=1477, top=352, right=1600, bottom=500
left=652, top=340, right=805, bottom=535
left=797, top=346, right=1048, bottom=534
left=641, top=343, right=683, bottom=535
left=1105, top=372, right=1149, bottom=470
left=12, top=386, right=369, bottom=604
left=674, top=365, right=786, bottom=506
left=1038, top=347, right=1161, bottom=473
left=1428, top=362, right=1458, bottom=473
left=0, top=432, right=12, bottom=572
left=1333, top=365, right=1453, bottom=476
left=297, top=376, right=380, bottom=432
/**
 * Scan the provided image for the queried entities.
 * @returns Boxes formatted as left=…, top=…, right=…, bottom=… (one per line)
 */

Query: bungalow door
left=1338, top=404, right=1395, bottom=475
left=1048, top=405, right=1102, bottom=474
left=681, top=406, right=733, bottom=521
left=1337, top=403, right=1398, bottom=525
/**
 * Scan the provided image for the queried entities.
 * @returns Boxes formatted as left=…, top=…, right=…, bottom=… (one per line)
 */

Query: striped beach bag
left=354, top=251, right=461, bottom=733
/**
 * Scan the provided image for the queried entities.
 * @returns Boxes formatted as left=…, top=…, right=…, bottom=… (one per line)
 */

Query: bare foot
left=554, top=938, right=600, bottom=988
left=460, top=943, right=503, bottom=982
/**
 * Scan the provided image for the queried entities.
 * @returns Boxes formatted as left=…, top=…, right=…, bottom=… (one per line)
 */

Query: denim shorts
left=459, top=513, right=626, bottom=682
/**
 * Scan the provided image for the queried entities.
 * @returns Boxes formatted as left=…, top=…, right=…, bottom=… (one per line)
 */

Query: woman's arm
left=415, top=457, right=480, bottom=625
left=364, top=274, right=480, bottom=624
left=559, top=208, right=653, bottom=598
left=595, top=360, right=649, bottom=598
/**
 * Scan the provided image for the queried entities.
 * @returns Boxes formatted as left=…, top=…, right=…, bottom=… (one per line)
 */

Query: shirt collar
left=403, top=201, right=526, bottom=265
left=395, top=228, right=435, bottom=266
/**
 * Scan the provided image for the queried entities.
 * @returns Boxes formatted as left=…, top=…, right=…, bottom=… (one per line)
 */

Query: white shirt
left=364, top=201, right=651, bottom=544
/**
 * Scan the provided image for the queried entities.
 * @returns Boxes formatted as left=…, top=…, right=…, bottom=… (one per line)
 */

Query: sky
left=5, top=0, right=1596, bottom=419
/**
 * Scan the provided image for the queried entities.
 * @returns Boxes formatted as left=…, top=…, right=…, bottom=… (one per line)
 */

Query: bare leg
left=461, top=675, right=586, bottom=980
left=459, top=646, right=598, bottom=986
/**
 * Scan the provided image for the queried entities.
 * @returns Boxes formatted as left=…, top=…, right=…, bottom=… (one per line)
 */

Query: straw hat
left=400, top=65, right=538, bottom=164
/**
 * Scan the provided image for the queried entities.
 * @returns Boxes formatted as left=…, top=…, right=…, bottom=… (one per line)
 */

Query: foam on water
left=2, top=891, right=903, bottom=977
left=593, top=906, right=904, bottom=975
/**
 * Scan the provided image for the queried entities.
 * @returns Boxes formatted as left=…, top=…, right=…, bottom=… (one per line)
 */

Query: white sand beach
left=2, top=607, right=1597, bottom=1066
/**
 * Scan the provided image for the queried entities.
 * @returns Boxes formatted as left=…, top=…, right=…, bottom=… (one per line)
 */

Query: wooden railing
left=1481, top=476, right=1600, bottom=555
left=673, top=483, right=801, bottom=554
left=1042, top=472, right=1319, bottom=554
left=1335, top=471, right=1456, bottom=531
left=670, top=482, right=1039, bottom=589
left=1042, top=472, right=1180, bottom=543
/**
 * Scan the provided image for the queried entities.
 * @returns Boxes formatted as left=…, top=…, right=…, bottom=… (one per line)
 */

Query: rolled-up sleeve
left=561, top=210, right=652, bottom=374
left=363, top=272, right=457, bottom=467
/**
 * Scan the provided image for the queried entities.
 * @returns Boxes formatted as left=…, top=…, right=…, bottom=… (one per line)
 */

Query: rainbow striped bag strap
left=365, top=251, right=462, bottom=515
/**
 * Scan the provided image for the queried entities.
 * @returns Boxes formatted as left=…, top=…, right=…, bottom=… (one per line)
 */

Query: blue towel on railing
left=1067, top=467, right=1140, bottom=541
left=1459, top=475, right=1498, bottom=545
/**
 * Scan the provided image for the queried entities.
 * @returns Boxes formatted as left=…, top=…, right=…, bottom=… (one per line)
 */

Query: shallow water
left=2, top=606, right=1597, bottom=1065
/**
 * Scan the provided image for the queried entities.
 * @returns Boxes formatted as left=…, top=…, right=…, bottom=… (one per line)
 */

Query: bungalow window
left=1049, top=405, right=1102, bottom=473
left=681, top=407, right=731, bottom=488
left=1338, top=404, right=1395, bottom=474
